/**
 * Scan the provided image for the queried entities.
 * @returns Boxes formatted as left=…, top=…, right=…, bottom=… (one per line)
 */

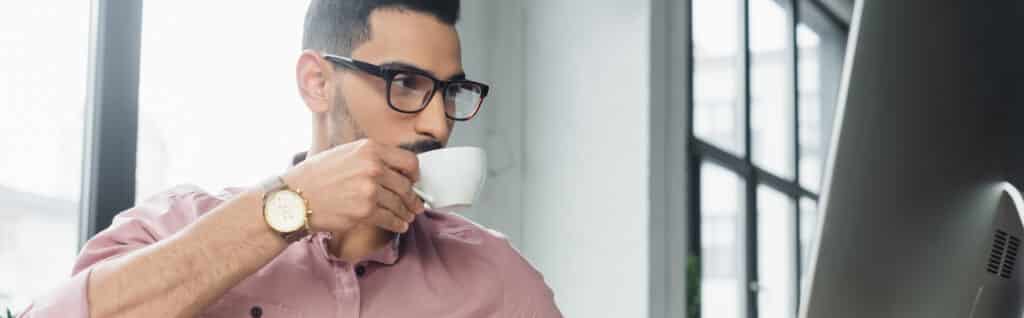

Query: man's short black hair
left=302, top=0, right=460, bottom=55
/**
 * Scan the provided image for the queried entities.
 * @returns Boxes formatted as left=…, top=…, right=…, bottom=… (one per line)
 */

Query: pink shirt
left=19, top=185, right=561, bottom=317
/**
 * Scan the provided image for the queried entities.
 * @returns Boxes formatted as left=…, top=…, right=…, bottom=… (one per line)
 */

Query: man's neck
left=327, top=224, right=394, bottom=263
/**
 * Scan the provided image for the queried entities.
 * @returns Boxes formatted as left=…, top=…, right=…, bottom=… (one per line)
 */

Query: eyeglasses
left=323, top=54, right=489, bottom=121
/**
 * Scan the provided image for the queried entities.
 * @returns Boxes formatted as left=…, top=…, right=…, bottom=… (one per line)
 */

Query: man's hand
left=282, top=139, right=426, bottom=234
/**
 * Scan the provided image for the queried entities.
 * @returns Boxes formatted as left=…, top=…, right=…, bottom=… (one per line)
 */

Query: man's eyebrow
left=380, top=61, right=467, bottom=81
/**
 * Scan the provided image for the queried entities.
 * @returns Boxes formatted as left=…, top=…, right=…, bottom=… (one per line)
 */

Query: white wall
left=451, top=0, right=526, bottom=245
left=519, top=1, right=652, bottom=317
left=454, top=1, right=690, bottom=317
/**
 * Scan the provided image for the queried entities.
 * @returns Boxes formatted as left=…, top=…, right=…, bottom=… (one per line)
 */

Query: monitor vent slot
left=988, top=230, right=1020, bottom=279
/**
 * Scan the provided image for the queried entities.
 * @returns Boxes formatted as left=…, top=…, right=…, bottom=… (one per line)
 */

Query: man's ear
left=296, top=50, right=333, bottom=113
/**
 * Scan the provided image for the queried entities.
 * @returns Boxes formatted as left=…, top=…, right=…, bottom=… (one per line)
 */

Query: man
left=20, top=0, right=561, bottom=317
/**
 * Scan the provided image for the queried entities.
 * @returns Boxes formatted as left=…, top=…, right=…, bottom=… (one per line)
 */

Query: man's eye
left=394, top=75, right=425, bottom=90
left=394, top=77, right=412, bottom=88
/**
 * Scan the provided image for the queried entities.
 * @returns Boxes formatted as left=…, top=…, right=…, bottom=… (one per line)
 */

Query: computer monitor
left=799, top=0, right=1024, bottom=317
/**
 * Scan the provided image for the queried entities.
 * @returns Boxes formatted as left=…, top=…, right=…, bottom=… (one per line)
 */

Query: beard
left=328, top=85, right=367, bottom=147
left=330, top=87, right=443, bottom=155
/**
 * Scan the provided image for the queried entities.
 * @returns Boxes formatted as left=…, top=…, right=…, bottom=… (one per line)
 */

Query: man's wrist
left=259, top=175, right=313, bottom=243
left=239, top=190, right=293, bottom=246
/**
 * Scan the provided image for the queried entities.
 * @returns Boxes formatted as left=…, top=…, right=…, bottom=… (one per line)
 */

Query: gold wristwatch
left=260, top=176, right=312, bottom=243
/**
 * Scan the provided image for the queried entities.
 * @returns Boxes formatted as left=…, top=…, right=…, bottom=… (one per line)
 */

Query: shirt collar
left=310, top=231, right=402, bottom=265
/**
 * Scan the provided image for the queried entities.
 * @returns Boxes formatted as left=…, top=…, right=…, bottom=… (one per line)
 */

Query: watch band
left=261, top=176, right=311, bottom=243
left=280, top=228, right=310, bottom=243
left=259, top=175, right=288, bottom=194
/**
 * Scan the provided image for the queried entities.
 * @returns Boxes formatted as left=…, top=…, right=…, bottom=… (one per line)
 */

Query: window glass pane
left=757, top=185, right=797, bottom=318
left=0, top=2, right=90, bottom=312
left=797, top=2, right=847, bottom=192
left=700, top=162, right=746, bottom=318
left=136, top=1, right=313, bottom=200
left=799, top=197, right=819, bottom=290
left=693, top=0, right=746, bottom=156
left=750, top=0, right=795, bottom=179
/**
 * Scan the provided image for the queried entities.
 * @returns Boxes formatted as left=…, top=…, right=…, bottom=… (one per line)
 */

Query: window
left=692, top=0, right=745, bottom=156
left=700, top=162, right=746, bottom=318
left=799, top=197, right=818, bottom=286
left=688, top=0, right=847, bottom=317
left=136, top=1, right=313, bottom=200
left=757, top=185, right=797, bottom=318
left=797, top=2, right=846, bottom=193
left=749, top=0, right=794, bottom=179
left=0, top=2, right=91, bottom=312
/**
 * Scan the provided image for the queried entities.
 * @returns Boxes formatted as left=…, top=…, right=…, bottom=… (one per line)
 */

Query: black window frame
left=79, top=0, right=143, bottom=246
left=685, top=0, right=849, bottom=317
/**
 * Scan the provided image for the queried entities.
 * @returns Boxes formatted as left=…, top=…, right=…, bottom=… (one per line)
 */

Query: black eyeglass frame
left=322, top=54, right=490, bottom=121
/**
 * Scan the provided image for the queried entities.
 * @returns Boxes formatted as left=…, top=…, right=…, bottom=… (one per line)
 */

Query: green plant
left=686, top=254, right=701, bottom=318
left=5, top=308, right=13, bottom=318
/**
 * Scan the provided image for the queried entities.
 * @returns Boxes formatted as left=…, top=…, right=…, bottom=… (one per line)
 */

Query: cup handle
left=412, top=186, right=435, bottom=210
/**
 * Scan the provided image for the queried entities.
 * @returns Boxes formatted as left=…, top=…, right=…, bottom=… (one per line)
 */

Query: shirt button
left=250, top=305, right=263, bottom=317
left=355, top=265, right=367, bottom=277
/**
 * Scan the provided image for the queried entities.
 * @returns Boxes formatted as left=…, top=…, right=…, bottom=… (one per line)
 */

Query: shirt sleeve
left=497, top=238, right=563, bottom=318
left=17, top=185, right=225, bottom=318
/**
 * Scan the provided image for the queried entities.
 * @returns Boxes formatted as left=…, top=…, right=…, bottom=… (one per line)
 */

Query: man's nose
left=413, top=90, right=452, bottom=141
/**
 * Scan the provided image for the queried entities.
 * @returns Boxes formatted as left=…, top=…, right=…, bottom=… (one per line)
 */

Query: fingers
left=368, top=206, right=412, bottom=233
left=376, top=186, right=416, bottom=223
left=376, top=167, right=425, bottom=215
left=370, top=143, right=420, bottom=181
left=299, top=139, right=427, bottom=236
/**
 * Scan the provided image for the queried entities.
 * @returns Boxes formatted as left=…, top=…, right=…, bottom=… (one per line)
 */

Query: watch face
left=264, top=190, right=307, bottom=232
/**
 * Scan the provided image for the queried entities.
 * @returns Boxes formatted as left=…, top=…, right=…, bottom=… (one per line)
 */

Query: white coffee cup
left=412, top=147, right=487, bottom=212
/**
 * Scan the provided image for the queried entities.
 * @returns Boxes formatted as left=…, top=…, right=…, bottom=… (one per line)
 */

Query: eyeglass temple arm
left=323, top=54, right=385, bottom=77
